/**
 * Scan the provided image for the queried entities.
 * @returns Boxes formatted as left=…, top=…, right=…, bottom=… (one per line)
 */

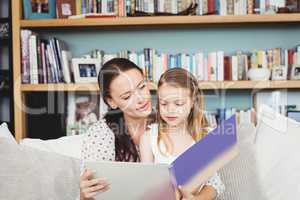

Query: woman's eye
left=139, top=83, right=146, bottom=89
left=122, top=95, right=130, bottom=100
left=176, top=102, right=184, bottom=106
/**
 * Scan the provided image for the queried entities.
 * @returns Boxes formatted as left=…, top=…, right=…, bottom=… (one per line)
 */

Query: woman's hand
left=80, top=169, right=110, bottom=200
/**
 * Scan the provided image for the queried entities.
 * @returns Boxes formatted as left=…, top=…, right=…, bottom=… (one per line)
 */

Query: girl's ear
left=106, top=97, right=118, bottom=109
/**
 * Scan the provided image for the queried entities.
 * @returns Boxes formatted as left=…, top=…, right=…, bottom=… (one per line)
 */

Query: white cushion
left=255, top=104, right=300, bottom=199
left=218, top=123, right=266, bottom=200
left=20, top=134, right=84, bottom=159
left=0, top=138, right=80, bottom=199
left=0, top=123, right=17, bottom=144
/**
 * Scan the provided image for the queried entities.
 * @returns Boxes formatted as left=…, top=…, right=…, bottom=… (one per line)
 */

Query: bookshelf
left=12, top=0, right=300, bottom=141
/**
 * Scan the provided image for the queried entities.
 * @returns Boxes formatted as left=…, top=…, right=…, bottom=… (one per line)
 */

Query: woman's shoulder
left=83, top=118, right=115, bottom=141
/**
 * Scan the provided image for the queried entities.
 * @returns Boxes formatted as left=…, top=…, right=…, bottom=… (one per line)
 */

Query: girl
left=140, top=68, right=225, bottom=200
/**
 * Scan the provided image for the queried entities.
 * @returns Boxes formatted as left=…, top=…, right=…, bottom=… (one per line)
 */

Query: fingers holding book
left=80, top=169, right=110, bottom=200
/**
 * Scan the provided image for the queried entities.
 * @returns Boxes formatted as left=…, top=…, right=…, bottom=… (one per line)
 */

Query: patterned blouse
left=81, top=119, right=225, bottom=198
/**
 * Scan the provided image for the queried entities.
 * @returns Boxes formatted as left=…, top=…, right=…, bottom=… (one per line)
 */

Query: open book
left=86, top=115, right=238, bottom=200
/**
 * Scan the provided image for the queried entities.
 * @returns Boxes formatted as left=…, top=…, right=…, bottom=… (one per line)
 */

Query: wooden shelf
left=20, top=14, right=300, bottom=28
left=198, top=80, right=300, bottom=89
left=20, top=83, right=100, bottom=92
left=19, top=80, right=300, bottom=92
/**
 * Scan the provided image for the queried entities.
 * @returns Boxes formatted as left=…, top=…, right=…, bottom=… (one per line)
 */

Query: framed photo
left=66, top=92, right=100, bottom=136
left=23, top=0, right=56, bottom=19
left=72, top=58, right=101, bottom=83
left=56, top=0, right=76, bottom=18
left=271, top=65, right=288, bottom=80
left=291, top=65, right=300, bottom=80
left=0, top=23, right=9, bottom=38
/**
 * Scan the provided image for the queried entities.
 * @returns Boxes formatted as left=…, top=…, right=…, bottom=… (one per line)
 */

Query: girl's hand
left=178, top=186, right=196, bottom=200
left=80, top=169, right=110, bottom=200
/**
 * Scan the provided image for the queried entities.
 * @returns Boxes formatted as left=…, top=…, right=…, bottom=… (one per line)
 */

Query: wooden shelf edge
left=20, top=83, right=100, bottom=92
left=19, top=80, right=300, bottom=92
left=20, top=14, right=300, bottom=28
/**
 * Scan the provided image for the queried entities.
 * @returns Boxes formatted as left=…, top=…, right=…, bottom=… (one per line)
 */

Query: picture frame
left=72, top=58, right=101, bottom=83
left=56, top=0, right=76, bottom=19
left=23, top=0, right=56, bottom=19
left=66, top=92, right=100, bottom=136
left=271, top=65, right=288, bottom=81
left=291, top=64, right=300, bottom=80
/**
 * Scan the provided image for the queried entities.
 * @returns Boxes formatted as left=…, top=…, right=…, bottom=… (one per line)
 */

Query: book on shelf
left=21, top=30, right=73, bottom=84
left=86, top=115, right=238, bottom=200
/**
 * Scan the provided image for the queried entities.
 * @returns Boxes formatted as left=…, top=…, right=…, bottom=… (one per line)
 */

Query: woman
left=80, top=58, right=224, bottom=200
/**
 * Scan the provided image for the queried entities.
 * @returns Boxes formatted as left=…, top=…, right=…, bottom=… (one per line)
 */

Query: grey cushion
left=0, top=139, right=80, bottom=200
left=218, top=123, right=267, bottom=200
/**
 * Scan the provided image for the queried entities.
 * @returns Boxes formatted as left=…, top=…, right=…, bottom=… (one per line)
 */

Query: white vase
left=247, top=68, right=271, bottom=81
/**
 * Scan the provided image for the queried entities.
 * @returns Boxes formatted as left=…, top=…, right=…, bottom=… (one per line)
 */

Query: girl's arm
left=139, top=131, right=154, bottom=162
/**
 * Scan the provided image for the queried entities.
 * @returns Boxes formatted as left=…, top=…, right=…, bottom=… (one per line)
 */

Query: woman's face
left=107, top=69, right=152, bottom=119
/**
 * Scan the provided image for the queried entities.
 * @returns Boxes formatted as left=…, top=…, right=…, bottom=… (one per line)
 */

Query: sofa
left=1, top=105, right=300, bottom=200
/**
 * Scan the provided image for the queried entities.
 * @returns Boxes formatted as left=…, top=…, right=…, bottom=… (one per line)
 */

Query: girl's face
left=158, top=83, right=193, bottom=128
left=106, top=69, right=152, bottom=119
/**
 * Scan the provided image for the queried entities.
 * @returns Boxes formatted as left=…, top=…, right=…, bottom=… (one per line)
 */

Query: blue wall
left=37, top=23, right=300, bottom=111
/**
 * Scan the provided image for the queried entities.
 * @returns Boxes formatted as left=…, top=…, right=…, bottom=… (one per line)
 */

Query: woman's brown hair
left=98, top=58, right=144, bottom=162
left=157, top=68, right=209, bottom=154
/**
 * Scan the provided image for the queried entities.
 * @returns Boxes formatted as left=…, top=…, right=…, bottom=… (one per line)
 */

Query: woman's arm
left=139, top=131, right=154, bottom=162
left=80, top=120, right=116, bottom=199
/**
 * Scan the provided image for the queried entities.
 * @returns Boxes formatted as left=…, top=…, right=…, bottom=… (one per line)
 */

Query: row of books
left=21, top=30, right=300, bottom=84
left=21, top=30, right=72, bottom=84
left=58, top=0, right=300, bottom=19
left=205, top=108, right=254, bottom=128
left=87, top=47, right=300, bottom=82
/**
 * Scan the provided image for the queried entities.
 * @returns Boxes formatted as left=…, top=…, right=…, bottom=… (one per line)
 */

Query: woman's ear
left=106, top=97, right=118, bottom=109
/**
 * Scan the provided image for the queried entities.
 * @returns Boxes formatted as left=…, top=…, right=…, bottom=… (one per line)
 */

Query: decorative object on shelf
left=66, top=92, right=100, bottom=136
left=0, top=70, right=9, bottom=91
left=56, top=0, right=75, bottom=18
left=291, top=64, right=300, bottom=80
left=271, top=65, right=288, bottom=80
left=72, top=58, right=101, bottom=83
left=247, top=67, right=271, bottom=81
left=0, top=22, right=9, bottom=38
left=23, top=0, right=56, bottom=19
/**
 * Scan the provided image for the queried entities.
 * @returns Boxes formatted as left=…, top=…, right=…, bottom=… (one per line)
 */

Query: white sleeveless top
left=148, top=124, right=225, bottom=197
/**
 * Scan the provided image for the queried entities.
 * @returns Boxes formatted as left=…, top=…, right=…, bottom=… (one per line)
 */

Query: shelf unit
left=12, top=0, right=300, bottom=141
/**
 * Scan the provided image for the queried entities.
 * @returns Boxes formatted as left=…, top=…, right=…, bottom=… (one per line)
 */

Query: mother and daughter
left=80, top=58, right=225, bottom=200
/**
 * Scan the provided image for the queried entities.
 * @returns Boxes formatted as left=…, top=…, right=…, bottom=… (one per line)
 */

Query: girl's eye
left=175, top=102, right=184, bottom=106
left=159, top=102, right=167, bottom=106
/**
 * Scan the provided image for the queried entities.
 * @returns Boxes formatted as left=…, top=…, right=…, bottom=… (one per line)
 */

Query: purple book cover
left=169, top=115, right=238, bottom=191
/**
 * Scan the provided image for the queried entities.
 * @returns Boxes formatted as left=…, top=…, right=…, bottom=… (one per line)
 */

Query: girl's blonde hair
left=157, top=68, right=208, bottom=155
